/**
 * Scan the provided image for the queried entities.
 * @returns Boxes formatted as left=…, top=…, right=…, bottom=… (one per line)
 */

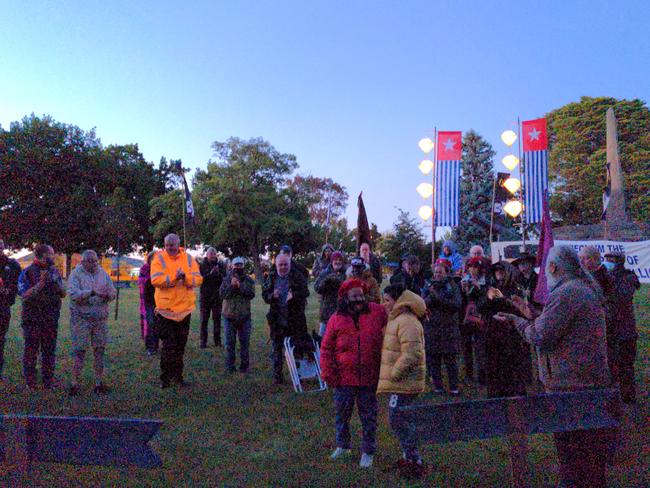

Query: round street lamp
left=418, top=137, right=435, bottom=153
left=501, top=130, right=517, bottom=147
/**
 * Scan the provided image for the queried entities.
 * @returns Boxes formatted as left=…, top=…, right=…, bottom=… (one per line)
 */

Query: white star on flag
left=528, top=128, right=541, bottom=141
left=444, top=138, right=456, bottom=151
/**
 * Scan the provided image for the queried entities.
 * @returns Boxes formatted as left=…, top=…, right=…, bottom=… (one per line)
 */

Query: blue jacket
left=440, top=240, right=463, bottom=273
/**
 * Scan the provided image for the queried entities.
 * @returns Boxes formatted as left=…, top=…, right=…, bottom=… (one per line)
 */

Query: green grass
left=1, top=284, right=648, bottom=487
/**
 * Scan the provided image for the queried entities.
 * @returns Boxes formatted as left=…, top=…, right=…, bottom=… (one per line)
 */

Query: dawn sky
left=2, top=0, right=648, bottom=233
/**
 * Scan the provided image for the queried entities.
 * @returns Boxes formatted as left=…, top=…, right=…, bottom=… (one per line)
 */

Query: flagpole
left=431, top=127, right=438, bottom=264
left=489, top=172, right=497, bottom=251
left=179, top=166, right=187, bottom=248
left=518, top=117, right=527, bottom=250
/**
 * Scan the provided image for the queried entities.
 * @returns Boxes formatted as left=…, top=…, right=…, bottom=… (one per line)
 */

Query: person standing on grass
left=460, top=256, right=488, bottom=385
left=17, top=244, right=66, bottom=390
left=219, top=257, right=255, bottom=374
left=314, top=250, right=347, bottom=337
left=422, top=261, right=462, bottom=395
left=138, top=251, right=159, bottom=356
left=603, top=250, right=641, bottom=404
left=262, top=252, right=311, bottom=385
left=377, top=283, right=427, bottom=480
left=0, top=238, right=22, bottom=381
left=496, top=246, right=612, bottom=488
left=199, top=247, right=226, bottom=348
left=320, top=278, right=387, bottom=469
left=67, top=250, right=116, bottom=396
left=150, top=233, right=203, bottom=389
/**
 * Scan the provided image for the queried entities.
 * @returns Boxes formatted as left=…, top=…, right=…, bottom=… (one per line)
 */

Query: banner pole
left=518, top=117, right=527, bottom=249
left=432, top=127, right=438, bottom=264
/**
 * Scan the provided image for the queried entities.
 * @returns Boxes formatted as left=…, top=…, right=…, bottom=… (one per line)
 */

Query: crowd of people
left=0, top=233, right=642, bottom=484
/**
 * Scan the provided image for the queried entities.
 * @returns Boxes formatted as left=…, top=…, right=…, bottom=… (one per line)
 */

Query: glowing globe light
left=503, top=177, right=521, bottom=194
left=416, top=182, right=434, bottom=199
left=503, top=200, right=523, bottom=218
left=418, top=138, right=435, bottom=153
left=502, top=154, right=520, bottom=170
left=418, top=205, right=433, bottom=221
left=418, top=159, right=434, bottom=175
left=501, top=130, right=517, bottom=147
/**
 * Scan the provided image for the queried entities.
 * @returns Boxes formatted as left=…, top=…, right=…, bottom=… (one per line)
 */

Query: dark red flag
left=357, top=192, right=371, bottom=252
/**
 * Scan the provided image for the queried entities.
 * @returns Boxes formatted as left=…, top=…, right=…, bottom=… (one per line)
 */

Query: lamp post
left=417, top=130, right=436, bottom=263
left=500, top=124, right=526, bottom=248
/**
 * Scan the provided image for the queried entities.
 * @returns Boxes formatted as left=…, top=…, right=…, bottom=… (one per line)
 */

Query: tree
left=379, top=209, right=429, bottom=264
left=547, top=97, right=650, bottom=225
left=286, top=175, right=349, bottom=226
left=451, top=130, right=501, bottom=257
left=192, top=137, right=317, bottom=281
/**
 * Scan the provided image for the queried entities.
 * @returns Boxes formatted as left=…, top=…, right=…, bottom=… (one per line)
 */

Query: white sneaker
left=330, top=447, right=352, bottom=460
left=359, top=453, right=374, bottom=468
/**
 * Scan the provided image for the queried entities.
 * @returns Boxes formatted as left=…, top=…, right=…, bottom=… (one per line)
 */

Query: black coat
left=262, top=268, right=312, bottom=351
left=199, top=259, right=225, bottom=303
left=608, top=266, right=640, bottom=341
left=0, top=256, right=21, bottom=309
left=423, top=277, right=462, bottom=354
left=390, top=270, right=426, bottom=296
left=314, top=264, right=347, bottom=323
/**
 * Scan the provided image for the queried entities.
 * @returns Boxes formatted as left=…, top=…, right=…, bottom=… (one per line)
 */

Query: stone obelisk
left=604, top=108, right=628, bottom=240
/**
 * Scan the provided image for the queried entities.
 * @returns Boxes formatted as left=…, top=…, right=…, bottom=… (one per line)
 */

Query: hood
left=389, top=289, right=426, bottom=320
left=442, top=240, right=457, bottom=256
left=321, top=243, right=335, bottom=258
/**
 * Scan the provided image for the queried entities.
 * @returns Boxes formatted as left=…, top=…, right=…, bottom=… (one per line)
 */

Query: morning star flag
left=522, top=118, right=548, bottom=223
left=182, top=175, right=195, bottom=224
left=434, top=131, right=462, bottom=226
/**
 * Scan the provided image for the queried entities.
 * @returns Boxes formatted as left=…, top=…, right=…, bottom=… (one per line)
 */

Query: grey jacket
left=515, top=277, right=610, bottom=393
left=68, top=265, right=116, bottom=321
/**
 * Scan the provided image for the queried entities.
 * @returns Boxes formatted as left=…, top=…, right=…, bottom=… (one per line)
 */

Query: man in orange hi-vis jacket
left=150, top=233, right=203, bottom=388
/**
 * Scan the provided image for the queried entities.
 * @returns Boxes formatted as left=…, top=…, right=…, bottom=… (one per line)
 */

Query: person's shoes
left=179, top=380, right=192, bottom=388
left=146, top=350, right=158, bottom=357
left=450, top=389, right=460, bottom=396
left=94, top=383, right=111, bottom=394
left=68, top=384, right=81, bottom=396
left=239, top=367, right=249, bottom=374
left=330, top=447, right=352, bottom=460
left=161, top=382, right=171, bottom=389
left=273, top=376, right=284, bottom=385
left=397, top=459, right=425, bottom=479
left=433, top=387, right=445, bottom=394
left=225, top=367, right=236, bottom=374
left=359, top=453, right=374, bottom=468
left=214, top=342, right=222, bottom=348
left=200, top=343, right=208, bottom=349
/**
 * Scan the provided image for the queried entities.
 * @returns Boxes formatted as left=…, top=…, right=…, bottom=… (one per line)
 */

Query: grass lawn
left=1, top=283, right=648, bottom=487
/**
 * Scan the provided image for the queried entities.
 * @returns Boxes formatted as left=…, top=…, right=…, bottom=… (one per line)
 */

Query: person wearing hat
left=512, top=252, right=538, bottom=303
left=390, top=255, right=427, bottom=296
left=603, top=250, right=640, bottom=404
left=481, top=261, right=529, bottom=398
left=348, top=256, right=381, bottom=303
left=219, top=257, right=256, bottom=374
left=314, top=251, right=348, bottom=336
left=279, top=244, right=309, bottom=280
left=460, top=256, right=488, bottom=384
left=320, top=278, right=387, bottom=468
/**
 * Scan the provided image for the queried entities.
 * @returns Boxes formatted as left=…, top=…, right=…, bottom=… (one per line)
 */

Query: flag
left=533, top=191, right=554, bottom=305
left=522, top=118, right=548, bottom=223
left=182, top=174, right=195, bottom=224
left=434, top=131, right=462, bottom=226
left=356, top=192, right=371, bottom=251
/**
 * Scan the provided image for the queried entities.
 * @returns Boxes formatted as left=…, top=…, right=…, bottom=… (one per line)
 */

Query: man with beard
left=262, top=253, right=311, bottom=384
left=219, top=257, right=255, bottom=374
left=320, top=278, right=387, bottom=468
left=496, top=246, right=612, bottom=488
left=314, top=251, right=347, bottom=336
left=349, top=257, right=381, bottom=303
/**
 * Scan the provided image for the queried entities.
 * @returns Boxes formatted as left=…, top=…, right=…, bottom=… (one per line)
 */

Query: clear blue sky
left=2, top=1, right=648, bottom=233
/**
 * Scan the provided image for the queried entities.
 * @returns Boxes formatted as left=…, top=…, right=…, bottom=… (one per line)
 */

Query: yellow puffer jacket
left=377, top=290, right=427, bottom=394
left=150, top=248, right=203, bottom=321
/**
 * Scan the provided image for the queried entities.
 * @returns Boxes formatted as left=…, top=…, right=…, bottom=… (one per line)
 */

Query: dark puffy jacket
left=319, top=302, right=387, bottom=387
left=608, top=265, right=640, bottom=340
left=262, top=267, right=311, bottom=347
left=0, top=255, right=22, bottom=308
left=422, top=277, right=462, bottom=354
left=314, top=264, right=347, bottom=323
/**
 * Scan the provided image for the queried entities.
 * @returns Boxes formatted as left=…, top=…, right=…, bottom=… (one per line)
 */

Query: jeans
left=333, top=386, right=378, bottom=455
left=388, top=393, right=421, bottom=462
left=22, top=319, right=59, bottom=387
left=429, top=353, right=459, bottom=391
left=144, top=305, right=159, bottom=353
left=200, top=296, right=222, bottom=346
left=224, top=317, right=251, bottom=372
left=0, top=308, right=10, bottom=376
left=157, top=314, right=191, bottom=385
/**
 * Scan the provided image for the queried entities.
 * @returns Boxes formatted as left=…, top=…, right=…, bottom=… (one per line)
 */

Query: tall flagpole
left=179, top=166, right=187, bottom=248
left=518, top=117, right=527, bottom=249
left=431, top=127, right=438, bottom=264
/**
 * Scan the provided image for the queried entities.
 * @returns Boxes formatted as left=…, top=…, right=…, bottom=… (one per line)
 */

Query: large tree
left=379, top=209, right=429, bottom=264
left=451, top=130, right=502, bottom=256
left=286, top=175, right=348, bottom=227
left=192, top=137, right=317, bottom=281
left=547, top=97, right=650, bottom=225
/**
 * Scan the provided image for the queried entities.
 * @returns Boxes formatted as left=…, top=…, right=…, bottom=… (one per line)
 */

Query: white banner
left=491, top=240, right=650, bottom=283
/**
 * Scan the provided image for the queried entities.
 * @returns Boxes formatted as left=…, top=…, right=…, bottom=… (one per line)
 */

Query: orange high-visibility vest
left=150, top=248, right=203, bottom=321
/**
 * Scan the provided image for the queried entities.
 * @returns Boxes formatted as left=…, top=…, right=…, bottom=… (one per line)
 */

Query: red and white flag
left=522, top=118, right=548, bottom=223
left=434, top=131, right=462, bottom=226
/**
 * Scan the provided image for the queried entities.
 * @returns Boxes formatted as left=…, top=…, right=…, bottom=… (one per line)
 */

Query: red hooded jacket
left=319, top=302, right=387, bottom=387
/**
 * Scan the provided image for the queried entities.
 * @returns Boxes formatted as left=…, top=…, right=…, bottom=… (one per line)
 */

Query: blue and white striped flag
left=522, top=118, right=548, bottom=224
left=434, top=131, right=462, bottom=226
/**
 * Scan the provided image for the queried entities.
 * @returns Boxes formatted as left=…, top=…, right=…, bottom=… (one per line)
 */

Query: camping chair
left=283, top=334, right=327, bottom=393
